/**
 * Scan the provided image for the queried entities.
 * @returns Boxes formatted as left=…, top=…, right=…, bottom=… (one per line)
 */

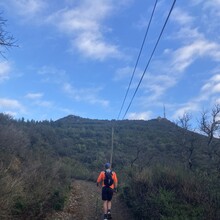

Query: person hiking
left=97, top=162, right=118, bottom=220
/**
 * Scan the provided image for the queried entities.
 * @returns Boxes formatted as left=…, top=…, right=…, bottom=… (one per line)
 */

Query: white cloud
left=171, top=40, right=220, bottom=73
left=201, top=74, right=220, bottom=97
left=47, top=0, right=121, bottom=60
left=0, top=61, right=11, bottom=82
left=189, top=0, right=203, bottom=5
left=38, top=66, right=67, bottom=84
left=215, top=97, right=220, bottom=105
left=114, top=66, right=141, bottom=81
left=172, top=102, right=199, bottom=120
left=8, top=0, right=46, bottom=17
left=173, top=27, right=204, bottom=42
left=37, top=65, right=109, bottom=107
left=3, top=111, right=18, bottom=117
left=63, top=83, right=109, bottom=107
left=199, top=1, right=220, bottom=34
left=0, top=98, right=24, bottom=111
left=25, top=92, right=53, bottom=108
left=212, top=83, right=220, bottom=93
left=38, top=66, right=65, bottom=76
left=204, top=0, right=220, bottom=10
left=25, top=93, right=43, bottom=99
left=74, top=33, right=120, bottom=60
left=127, top=111, right=152, bottom=120
left=142, top=74, right=177, bottom=101
left=172, top=72, right=220, bottom=120
left=171, top=7, right=194, bottom=26
left=34, top=100, right=53, bottom=108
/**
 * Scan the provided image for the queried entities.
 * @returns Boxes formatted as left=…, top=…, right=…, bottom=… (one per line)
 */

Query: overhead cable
left=122, top=0, right=177, bottom=120
left=117, top=0, right=158, bottom=120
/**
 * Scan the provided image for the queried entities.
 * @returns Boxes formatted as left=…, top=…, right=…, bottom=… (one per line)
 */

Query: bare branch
left=130, top=147, right=141, bottom=167
left=199, top=104, right=220, bottom=161
left=0, top=13, right=17, bottom=57
left=177, top=112, right=192, bottom=130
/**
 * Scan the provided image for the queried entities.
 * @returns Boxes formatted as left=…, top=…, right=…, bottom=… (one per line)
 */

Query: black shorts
left=102, top=186, right=113, bottom=201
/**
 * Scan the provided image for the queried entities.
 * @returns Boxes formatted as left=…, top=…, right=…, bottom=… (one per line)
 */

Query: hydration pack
left=104, top=170, right=114, bottom=187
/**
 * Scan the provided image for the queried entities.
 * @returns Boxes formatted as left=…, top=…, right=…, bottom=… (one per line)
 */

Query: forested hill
left=53, top=115, right=205, bottom=171
left=0, top=113, right=219, bottom=219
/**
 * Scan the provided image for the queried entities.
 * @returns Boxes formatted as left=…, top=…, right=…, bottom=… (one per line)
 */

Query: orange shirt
left=97, top=170, right=118, bottom=189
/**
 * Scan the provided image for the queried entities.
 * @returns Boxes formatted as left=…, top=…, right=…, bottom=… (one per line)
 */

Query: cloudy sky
left=0, top=0, right=220, bottom=123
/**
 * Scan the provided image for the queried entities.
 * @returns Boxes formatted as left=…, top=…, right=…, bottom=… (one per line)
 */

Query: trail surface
left=46, top=179, right=134, bottom=220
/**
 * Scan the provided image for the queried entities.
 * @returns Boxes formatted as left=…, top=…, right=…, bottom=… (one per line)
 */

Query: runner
left=97, top=163, right=118, bottom=220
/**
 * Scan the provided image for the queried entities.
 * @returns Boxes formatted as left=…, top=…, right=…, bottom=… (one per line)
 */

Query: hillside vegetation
left=0, top=113, right=219, bottom=219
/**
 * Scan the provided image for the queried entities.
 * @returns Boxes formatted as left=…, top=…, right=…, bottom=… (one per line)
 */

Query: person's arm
left=113, top=172, right=118, bottom=191
left=97, top=171, right=103, bottom=186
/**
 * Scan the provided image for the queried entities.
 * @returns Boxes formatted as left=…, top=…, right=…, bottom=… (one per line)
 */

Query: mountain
left=52, top=115, right=207, bottom=171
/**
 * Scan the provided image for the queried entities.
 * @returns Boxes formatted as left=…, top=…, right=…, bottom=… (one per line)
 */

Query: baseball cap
left=105, top=163, right=111, bottom=169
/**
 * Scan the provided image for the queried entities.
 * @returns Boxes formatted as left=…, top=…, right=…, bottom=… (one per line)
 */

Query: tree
left=0, top=13, right=16, bottom=57
left=176, top=112, right=197, bottom=170
left=199, top=104, right=220, bottom=177
left=177, top=112, right=192, bottom=130
left=199, top=104, right=220, bottom=158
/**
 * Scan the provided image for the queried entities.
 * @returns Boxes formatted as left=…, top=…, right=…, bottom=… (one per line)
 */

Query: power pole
left=110, top=126, right=114, bottom=166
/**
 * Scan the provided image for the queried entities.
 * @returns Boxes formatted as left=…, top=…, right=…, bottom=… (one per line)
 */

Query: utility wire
left=112, top=0, right=158, bottom=165
left=122, top=0, right=177, bottom=120
left=117, top=0, right=158, bottom=120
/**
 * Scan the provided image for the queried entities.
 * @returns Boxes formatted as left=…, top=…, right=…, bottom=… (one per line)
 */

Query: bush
left=121, top=166, right=219, bottom=220
left=47, top=190, right=65, bottom=211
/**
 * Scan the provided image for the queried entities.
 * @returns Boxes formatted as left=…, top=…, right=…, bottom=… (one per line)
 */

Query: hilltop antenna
left=163, top=104, right=166, bottom=118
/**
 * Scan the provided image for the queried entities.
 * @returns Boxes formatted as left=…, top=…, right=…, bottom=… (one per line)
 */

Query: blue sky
left=0, top=0, right=220, bottom=123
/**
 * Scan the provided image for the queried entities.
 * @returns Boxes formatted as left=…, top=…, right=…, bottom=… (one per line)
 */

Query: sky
left=0, top=0, right=220, bottom=125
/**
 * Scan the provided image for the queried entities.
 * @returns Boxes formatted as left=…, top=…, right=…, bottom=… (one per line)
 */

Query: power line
left=112, top=1, right=158, bottom=165
left=122, top=0, right=177, bottom=120
left=111, top=0, right=176, bottom=165
left=117, top=0, right=158, bottom=120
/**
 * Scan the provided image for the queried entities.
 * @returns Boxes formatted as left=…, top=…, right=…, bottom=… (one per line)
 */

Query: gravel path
left=46, top=179, right=134, bottom=220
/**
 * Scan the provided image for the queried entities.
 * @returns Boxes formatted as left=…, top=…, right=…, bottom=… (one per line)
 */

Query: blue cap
left=105, top=163, right=111, bottom=169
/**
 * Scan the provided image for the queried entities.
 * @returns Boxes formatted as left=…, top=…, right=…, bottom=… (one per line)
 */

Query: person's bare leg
left=107, top=201, right=112, bottom=219
left=107, top=201, right=112, bottom=211
left=103, top=201, right=108, bottom=214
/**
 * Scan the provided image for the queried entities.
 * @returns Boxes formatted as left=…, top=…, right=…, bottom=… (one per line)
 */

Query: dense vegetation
left=0, top=113, right=219, bottom=219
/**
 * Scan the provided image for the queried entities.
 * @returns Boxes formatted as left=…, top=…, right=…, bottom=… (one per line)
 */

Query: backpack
left=104, top=170, right=114, bottom=187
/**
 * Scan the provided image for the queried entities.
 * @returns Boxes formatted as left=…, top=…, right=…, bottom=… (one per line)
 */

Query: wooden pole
left=110, top=126, right=114, bottom=166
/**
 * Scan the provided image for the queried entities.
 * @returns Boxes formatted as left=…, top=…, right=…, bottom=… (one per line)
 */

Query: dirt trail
left=46, top=180, right=134, bottom=220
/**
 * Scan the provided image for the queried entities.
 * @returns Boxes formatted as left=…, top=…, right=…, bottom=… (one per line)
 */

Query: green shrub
left=121, top=166, right=219, bottom=220
left=50, top=190, right=65, bottom=211
left=12, top=197, right=27, bottom=215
